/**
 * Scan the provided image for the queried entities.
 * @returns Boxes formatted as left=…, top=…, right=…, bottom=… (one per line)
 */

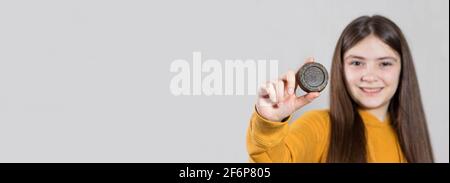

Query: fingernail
left=289, top=88, right=294, bottom=95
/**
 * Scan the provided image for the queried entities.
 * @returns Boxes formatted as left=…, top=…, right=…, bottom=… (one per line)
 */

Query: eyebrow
left=344, top=55, right=366, bottom=60
left=344, top=55, right=398, bottom=62
left=377, top=56, right=398, bottom=62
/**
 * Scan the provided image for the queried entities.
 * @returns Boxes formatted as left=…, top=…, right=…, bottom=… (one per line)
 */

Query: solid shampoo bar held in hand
left=296, top=62, right=329, bottom=92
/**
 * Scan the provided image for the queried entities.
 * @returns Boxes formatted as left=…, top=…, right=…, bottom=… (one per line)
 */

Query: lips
left=359, top=87, right=383, bottom=94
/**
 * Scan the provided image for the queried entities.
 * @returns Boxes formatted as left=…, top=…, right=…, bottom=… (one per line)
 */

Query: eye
left=380, top=61, right=393, bottom=67
left=350, top=60, right=363, bottom=66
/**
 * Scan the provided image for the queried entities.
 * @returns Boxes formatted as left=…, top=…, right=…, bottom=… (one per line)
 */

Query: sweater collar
left=357, top=108, right=391, bottom=127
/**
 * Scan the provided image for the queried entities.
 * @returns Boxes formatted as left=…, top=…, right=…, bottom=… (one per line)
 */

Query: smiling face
left=343, top=34, right=401, bottom=110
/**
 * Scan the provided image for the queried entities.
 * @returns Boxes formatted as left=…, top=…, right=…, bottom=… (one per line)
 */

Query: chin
left=357, top=99, right=386, bottom=109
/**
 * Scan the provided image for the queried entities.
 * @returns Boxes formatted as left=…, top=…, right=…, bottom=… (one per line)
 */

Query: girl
left=247, top=15, right=434, bottom=163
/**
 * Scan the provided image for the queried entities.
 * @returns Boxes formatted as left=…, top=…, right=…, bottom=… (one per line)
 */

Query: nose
left=361, top=74, right=379, bottom=83
left=361, top=65, right=380, bottom=83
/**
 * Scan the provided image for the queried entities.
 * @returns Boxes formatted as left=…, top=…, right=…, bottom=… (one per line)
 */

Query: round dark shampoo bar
left=296, top=62, right=329, bottom=92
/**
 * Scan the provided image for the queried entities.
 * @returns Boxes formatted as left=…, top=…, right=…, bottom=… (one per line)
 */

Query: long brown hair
left=328, top=15, right=434, bottom=163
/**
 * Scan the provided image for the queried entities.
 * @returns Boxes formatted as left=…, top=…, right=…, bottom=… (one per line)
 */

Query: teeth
left=360, top=87, right=382, bottom=93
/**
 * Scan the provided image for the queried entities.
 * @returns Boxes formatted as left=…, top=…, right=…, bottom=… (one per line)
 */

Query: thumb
left=294, top=92, right=320, bottom=110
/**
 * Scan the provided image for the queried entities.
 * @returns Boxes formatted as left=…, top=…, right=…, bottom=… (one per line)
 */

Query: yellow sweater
left=246, top=109, right=407, bottom=163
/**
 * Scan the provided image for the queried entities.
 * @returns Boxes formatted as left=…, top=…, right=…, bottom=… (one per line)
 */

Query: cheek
left=343, top=68, right=364, bottom=101
left=382, top=67, right=401, bottom=87
left=344, top=67, right=361, bottom=87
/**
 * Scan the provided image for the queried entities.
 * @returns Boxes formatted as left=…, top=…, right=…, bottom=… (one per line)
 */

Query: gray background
left=0, top=0, right=448, bottom=162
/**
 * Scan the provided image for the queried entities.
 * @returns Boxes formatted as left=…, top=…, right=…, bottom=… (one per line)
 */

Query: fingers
left=294, top=92, right=320, bottom=110
left=258, top=82, right=269, bottom=98
left=266, top=82, right=277, bottom=103
left=257, top=82, right=277, bottom=107
left=257, top=80, right=286, bottom=105
left=257, top=57, right=318, bottom=107
left=305, top=57, right=315, bottom=64
left=275, top=80, right=284, bottom=103
left=279, top=57, right=315, bottom=96
left=281, top=70, right=296, bottom=95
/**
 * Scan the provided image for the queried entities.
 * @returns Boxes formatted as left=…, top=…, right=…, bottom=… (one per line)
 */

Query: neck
left=361, top=102, right=390, bottom=122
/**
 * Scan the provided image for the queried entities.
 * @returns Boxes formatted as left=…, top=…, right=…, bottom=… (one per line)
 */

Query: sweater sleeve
left=246, top=108, right=329, bottom=163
